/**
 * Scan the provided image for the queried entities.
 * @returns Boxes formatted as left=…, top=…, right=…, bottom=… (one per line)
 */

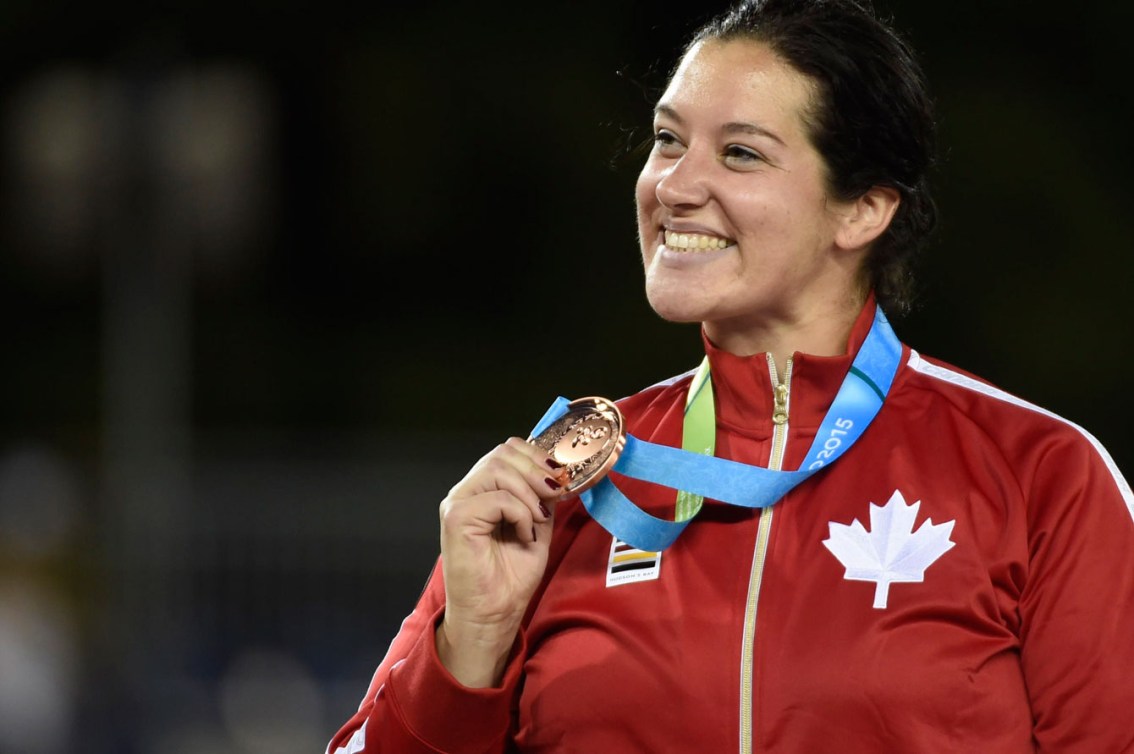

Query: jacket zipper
left=739, top=355, right=792, bottom=754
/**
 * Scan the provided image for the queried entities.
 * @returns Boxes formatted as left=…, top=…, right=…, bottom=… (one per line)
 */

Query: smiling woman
left=637, top=40, right=898, bottom=366
left=328, top=1, right=1134, bottom=752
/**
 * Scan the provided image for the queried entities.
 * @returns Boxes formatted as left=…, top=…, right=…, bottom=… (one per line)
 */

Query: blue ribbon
left=534, top=308, right=903, bottom=552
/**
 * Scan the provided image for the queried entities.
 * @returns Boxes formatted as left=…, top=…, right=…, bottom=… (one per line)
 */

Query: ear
left=833, top=185, right=901, bottom=251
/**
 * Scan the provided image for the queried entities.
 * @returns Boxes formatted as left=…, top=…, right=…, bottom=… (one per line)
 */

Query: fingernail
left=544, top=477, right=562, bottom=490
left=539, top=502, right=551, bottom=518
left=546, top=458, right=564, bottom=470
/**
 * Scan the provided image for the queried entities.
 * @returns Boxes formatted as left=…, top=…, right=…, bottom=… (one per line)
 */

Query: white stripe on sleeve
left=908, top=350, right=1134, bottom=524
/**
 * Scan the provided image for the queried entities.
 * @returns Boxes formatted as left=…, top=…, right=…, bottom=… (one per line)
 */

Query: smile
left=663, top=230, right=735, bottom=251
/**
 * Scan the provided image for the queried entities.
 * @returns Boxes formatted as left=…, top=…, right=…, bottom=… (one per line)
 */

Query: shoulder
left=900, top=349, right=1133, bottom=516
left=615, top=366, right=697, bottom=414
left=613, top=366, right=698, bottom=438
left=902, top=349, right=1081, bottom=433
left=901, top=348, right=1097, bottom=445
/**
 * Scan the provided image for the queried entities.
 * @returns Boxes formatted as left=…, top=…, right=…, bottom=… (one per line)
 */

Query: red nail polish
left=546, top=458, right=564, bottom=470
left=544, top=477, right=562, bottom=490
left=539, top=502, right=551, bottom=518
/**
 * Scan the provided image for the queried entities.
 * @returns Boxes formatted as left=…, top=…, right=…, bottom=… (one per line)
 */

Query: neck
left=702, top=294, right=866, bottom=372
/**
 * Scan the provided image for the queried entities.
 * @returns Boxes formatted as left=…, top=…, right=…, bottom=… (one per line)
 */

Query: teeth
left=663, top=230, right=733, bottom=250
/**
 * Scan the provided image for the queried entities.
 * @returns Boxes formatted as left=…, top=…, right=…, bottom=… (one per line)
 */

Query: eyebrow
left=654, top=104, right=786, bottom=147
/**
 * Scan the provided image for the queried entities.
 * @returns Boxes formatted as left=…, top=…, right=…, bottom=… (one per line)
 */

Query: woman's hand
left=436, top=437, right=567, bottom=688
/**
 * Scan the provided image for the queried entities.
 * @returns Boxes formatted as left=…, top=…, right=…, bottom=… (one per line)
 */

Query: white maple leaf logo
left=822, top=490, right=956, bottom=609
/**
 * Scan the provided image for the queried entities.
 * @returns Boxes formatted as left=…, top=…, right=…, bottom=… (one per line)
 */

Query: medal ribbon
left=675, top=357, right=715, bottom=523
left=532, top=307, right=903, bottom=552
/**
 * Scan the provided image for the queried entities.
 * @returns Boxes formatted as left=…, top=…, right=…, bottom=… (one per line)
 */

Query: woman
left=329, top=1, right=1134, bottom=751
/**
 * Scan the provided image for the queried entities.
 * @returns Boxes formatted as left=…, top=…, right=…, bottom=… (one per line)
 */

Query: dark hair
left=687, top=0, right=937, bottom=315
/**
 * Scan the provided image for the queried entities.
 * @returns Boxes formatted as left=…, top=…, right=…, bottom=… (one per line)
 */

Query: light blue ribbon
left=534, top=308, right=902, bottom=551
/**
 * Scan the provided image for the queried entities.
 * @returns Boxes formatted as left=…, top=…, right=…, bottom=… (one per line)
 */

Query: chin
left=645, top=292, right=707, bottom=325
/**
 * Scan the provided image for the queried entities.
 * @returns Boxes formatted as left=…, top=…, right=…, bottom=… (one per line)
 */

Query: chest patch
left=822, top=490, right=955, bottom=609
left=605, top=538, right=662, bottom=587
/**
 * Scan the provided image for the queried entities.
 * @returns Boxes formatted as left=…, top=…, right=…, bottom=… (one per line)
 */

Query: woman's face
left=636, top=39, right=858, bottom=337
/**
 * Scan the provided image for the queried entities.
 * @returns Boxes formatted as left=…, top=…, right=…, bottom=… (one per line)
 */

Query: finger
left=442, top=489, right=539, bottom=545
left=448, top=459, right=552, bottom=529
left=498, top=438, right=570, bottom=497
left=469, top=443, right=565, bottom=510
left=499, top=439, right=569, bottom=521
left=468, top=440, right=559, bottom=483
left=507, top=436, right=568, bottom=477
left=479, top=455, right=548, bottom=515
left=496, top=492, right=540, bottom=545
left=451, top=442, right=562, bottom=524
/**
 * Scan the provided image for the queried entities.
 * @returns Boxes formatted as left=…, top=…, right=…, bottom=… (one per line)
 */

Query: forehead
left=658, top=39, right=817, bottom=134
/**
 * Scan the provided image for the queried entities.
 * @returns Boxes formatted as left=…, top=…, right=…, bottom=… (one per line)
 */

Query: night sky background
left=1, top=1, right=1131, bottom=751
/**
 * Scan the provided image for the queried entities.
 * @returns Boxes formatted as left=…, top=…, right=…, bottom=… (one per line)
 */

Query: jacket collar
left=701, top=295, right=881, bottom=438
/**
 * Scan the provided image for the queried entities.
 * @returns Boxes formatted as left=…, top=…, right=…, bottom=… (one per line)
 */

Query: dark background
left=1, top=1, right=1131, bottom=751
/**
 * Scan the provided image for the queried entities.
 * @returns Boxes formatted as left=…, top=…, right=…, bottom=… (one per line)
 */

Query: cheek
left=725, top=191, right=774, bottom=240
left=635, top=176, right=658, bottom=261
left=635, top=166, right=660, bottom=219
left=729, top=186, right=811, bottom=243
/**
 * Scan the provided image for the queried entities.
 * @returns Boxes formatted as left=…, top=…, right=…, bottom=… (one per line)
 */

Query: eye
left=652, top=129, right=684, bottom=156
left=723, top=144, right=765, bottom=166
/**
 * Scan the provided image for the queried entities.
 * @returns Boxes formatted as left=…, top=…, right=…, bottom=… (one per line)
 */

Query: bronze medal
left=529, top=397, right=626, bottom=494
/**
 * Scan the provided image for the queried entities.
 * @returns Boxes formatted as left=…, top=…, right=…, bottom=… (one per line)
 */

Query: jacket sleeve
left=1018, top=431, right=1134, bottom=752
left=325, top=557, right=526, bottom=754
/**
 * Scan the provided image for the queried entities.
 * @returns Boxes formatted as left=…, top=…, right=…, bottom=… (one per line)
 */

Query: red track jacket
left=328, top=302, right=1134, bottom=753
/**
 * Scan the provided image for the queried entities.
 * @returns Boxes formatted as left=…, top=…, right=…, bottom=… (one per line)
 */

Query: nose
left=654, top=150, right=711, bottom=210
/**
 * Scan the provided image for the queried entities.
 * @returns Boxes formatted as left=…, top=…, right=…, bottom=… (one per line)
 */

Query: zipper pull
left=772, top=382, right=789, bottom=425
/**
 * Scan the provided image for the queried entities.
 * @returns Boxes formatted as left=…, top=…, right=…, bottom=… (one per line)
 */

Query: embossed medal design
left=529, top=397, right=626, bottom=494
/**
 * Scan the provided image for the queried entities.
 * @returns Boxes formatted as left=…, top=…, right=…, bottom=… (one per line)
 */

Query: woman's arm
left=1019, top=433, right=1134, bottom=752
left=325, top=564, right=528, bottom=754
left=326, top=438, right=565, bottom=754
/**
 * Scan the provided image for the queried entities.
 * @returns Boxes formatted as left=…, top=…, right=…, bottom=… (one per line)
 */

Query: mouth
left=662, top=229, right=736, bottom=251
